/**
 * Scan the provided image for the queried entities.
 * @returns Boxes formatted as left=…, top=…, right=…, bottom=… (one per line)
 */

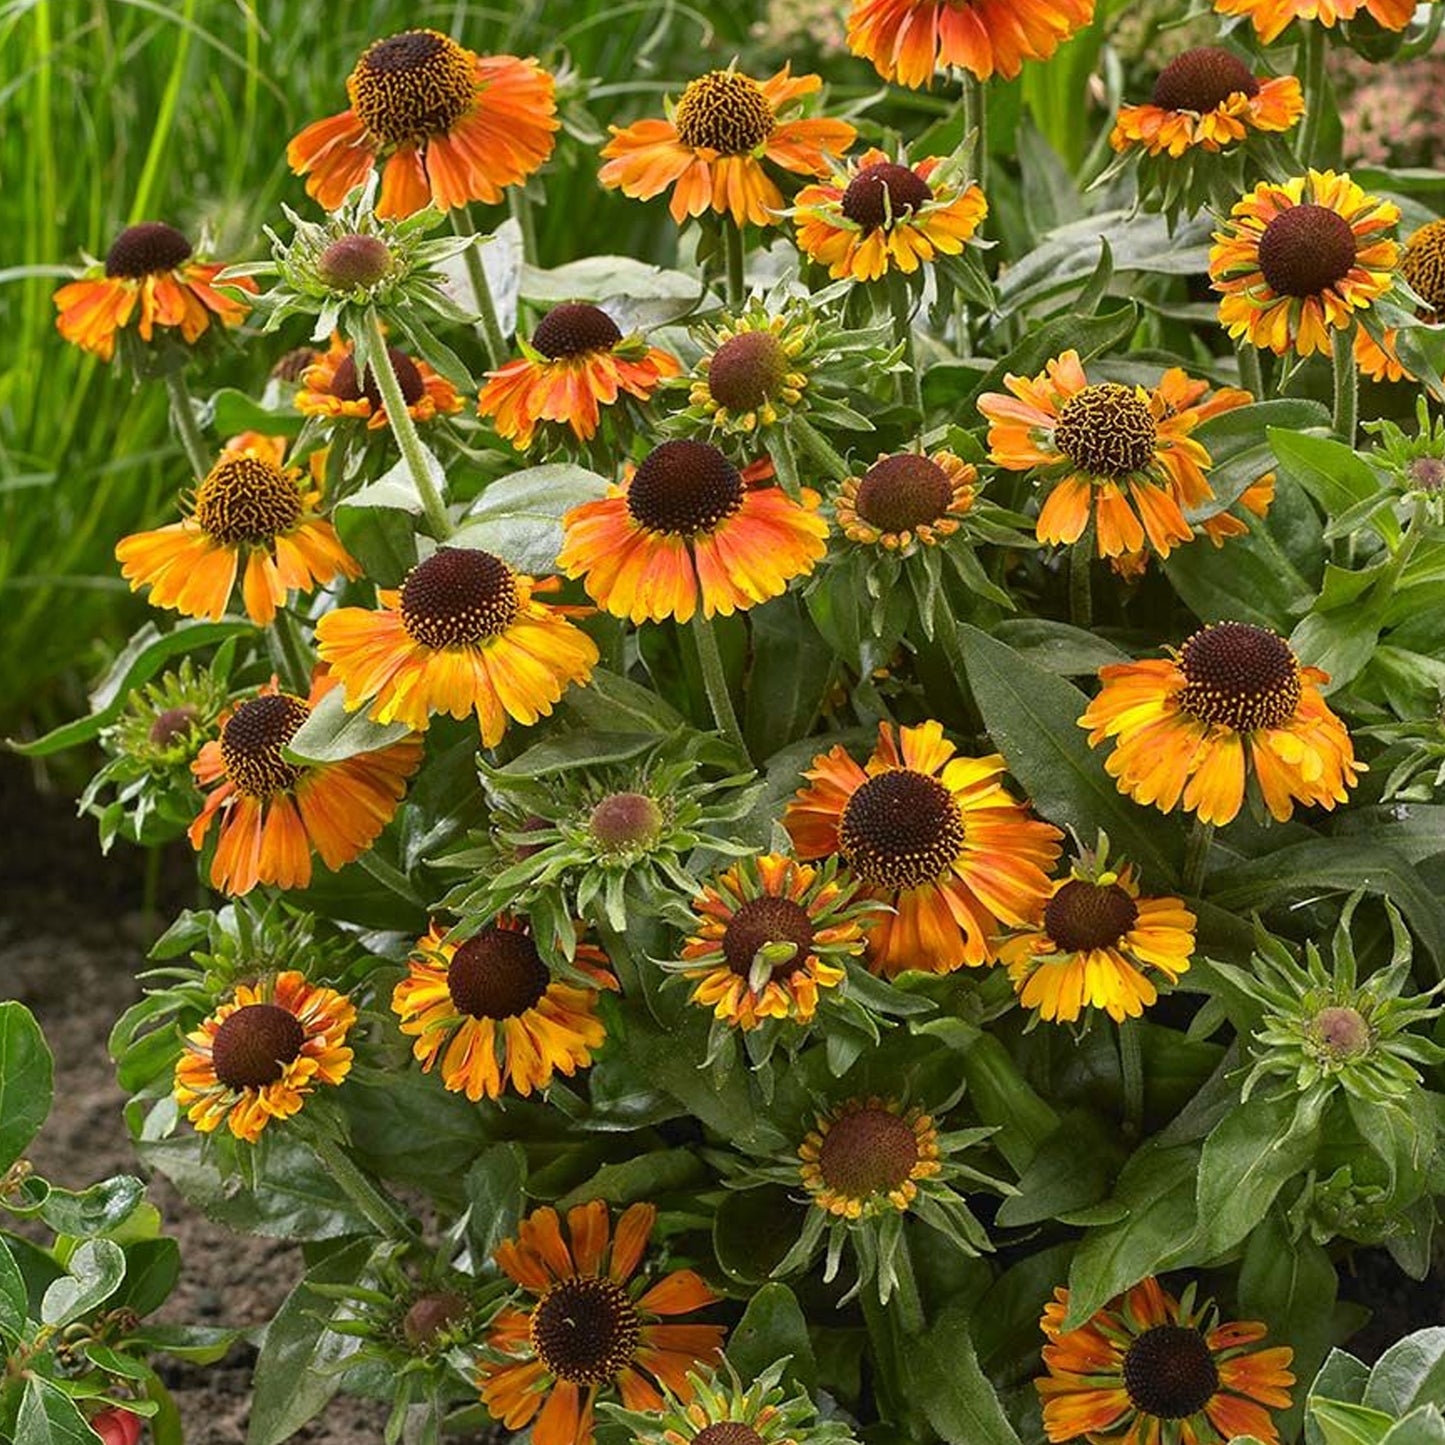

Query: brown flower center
left=706, top=331, right=789, bottom=412
left=626, top=440, right=744, bottom=536
left=818, top=1106, right=918, bottom=1199
left=855, top=453, right=954, bottom=533
left=1122, top=1325, right=1220, bottom=1419
left=330, top=347, right=425, bottom=410
left=1177, top=621, right=1301, bottom=733
left=193, top=455, right=303, bottom=546
left=841, top=162, right=933, bottom=232
left=531, top=303, right=623, bottom=360
left=838, top=768, right=966, bottom=890
left=402, top=1290, right=470, bottom=1351
left=529, top=1275, right=641, bottom=1385
left=1056, top=383, right=1158, bottom=478
left=149, top=705, right=198, bottom=748
left=1258, top=204, right=1358, bottom=299
left=210, top=1002, right=306, bottom=1090
left=104, top=222, right=192, bottom=279
left=272, top=347, right=321, bottom=383
left=1403, top=219, right=1445, bottom=316
left=1310, top=1004, right=1372, bottom=1059
left=220, top=694, right=310, bottom=797
left=722, top=896, right=816, bottom=981
left=673, top=70, right=776, bottom=155
left=694, top=1428, right=765, bottom=1445
left=445, top=926, right=551, bottom=1019
left=1044, top=880, right=1139, bottom=952
left=588, top=792, right=665, bottom=852
left=399, top=548, right=520, bottom=649
left=317, top=235, right=393, bottom=290
left=347, top=29, right=476, bottom=148
left=1151, top=48, right=1259, bottom=113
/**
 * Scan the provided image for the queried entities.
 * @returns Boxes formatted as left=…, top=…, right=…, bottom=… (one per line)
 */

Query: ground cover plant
left=5, top=0, right=1445, bottom=1442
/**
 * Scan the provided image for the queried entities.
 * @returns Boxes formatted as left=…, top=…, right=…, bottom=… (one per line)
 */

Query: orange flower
left=174, top=972, right=354, bottom=1143
left=479, top=1200, right=724, bottom=1445
left=1354, top=218, right=1445, bottom=384
left=188, top=674, right=422, bottom=896
left=1354, top=326, right=1411, bottom=384
left=847, top=0, right=1095, bottom=87
left=783, top=720, right=1062, bottom=977
left=1212, top=0, right=1414, bottom=44
left=53, top=222, right=254, bottom=361
left=557, top=440, right=828, bottom=624
left=599, top=66, right=855, bottom=228
left=115, top=433, right=360, bottom=627
left=1080, top=621, right=1362, bottom=826
left=1110, top=48, right=1303, bottom=158
left=296, top=333, right=462, bottom=430
left=1038, top=1277, right=1294, bottom=1445
left=835, top=449, right=979, bottom=551
left=315, top=546, right=598, bottom=744
left=1210, top=170, right=1400, bottom=357
left=478, top=303, right=680, bottom=451
left=978, top=352, right=1219, bottom=560
left=794, top=148, right=987, bottom=282
left=1200, top=474, right=1277, bottom=547
left=288, top=29, right=557, bottom=219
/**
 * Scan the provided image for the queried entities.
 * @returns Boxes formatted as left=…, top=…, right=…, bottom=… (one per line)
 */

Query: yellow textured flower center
left=331, top=347, right=426, bottom=409
left=210, top=1003, right=305, bottom=1090
left=1122, top=1325, right=1220, bottom=1419
left=838, top=768, right=966, bottom=890
left=722, top=896, right=815, bottom=981
left=694, top=1427, right=765, bottom=1445
left=855, top=453, right=954, bottom=533
left=1044, top=880, right=1139, bottom=952
left=399, top=548, right=520, bottom=649
left=532, top=303, right=623, bottom=359
left=347, top=29, right=476, bottom=147
left=529, top=1276, right=641, bottom=1385
left=674, top=71, right=776, bottom=154
left=1177, top=621, right=1302, bottom=733
left=841, top=162, right=932, bottom=232
left=706, top=331, right=789, bottom=412
left=1151, top=48, right=1259, bottom=113
left=1257, top=204, right=1358, bottom=299
left=626, top=440, right=744, bottom=536
left=817, top=1106, right=918, bottom=1200
left=1055, top=384, right=1158, bottom=478
left=104, top=221, right=192, bottom=279
left=193, top=455, right=303, bottom=546
left=446, top=927, right=550, bottom=1020
left=219, top=693, right=310, bottom=797
left=1403, top=219, right=1445, bottom=315
left=402, top=1291, right=470, bottom=1351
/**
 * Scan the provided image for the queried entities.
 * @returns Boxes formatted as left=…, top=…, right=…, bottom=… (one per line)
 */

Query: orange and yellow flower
left=599, top=66, right=855, bottom=229
left=53, top=222, right=254, bottom=361
left=678, top=854, right=866, bottom=1031
left=392, top=917, right=617, bottom=1101
left=116, top=433, right=360, bottom=627
left=478, top=303, right=680, bottom=451
left=1212, top=0, right=1415, bottom=44
left=188, top=674, right=422, bottom=896
left=1038, top=1277, right=1294, bottom=1445
left=784, top=720, right=1062, bottom=978
left=798, top=1097, right=941, bottom=1219
left=1110, top=48, right=1303, bottom=158
left=978, top=352, right=1219, bottom=560
left=288, top=29, right=557, bottom=219
left=1001, top=862, right=1196, bottom=1025
left=315, top=546, right=598, bottom=744
left=836, top=449, right=978, bottom=551
left=794, top=148, right=987, bottom=282
left=295, top=333, right=462, bottom=430
left=173, top=971, right=355, bottom=1143
left=1355, top=218, right=1445, bottom=383
left=557, top=440, right=828, bottom=624
left=1210, top=170, right=1400, bottom=357
left=847, top=0, right=1095, bottom=87
left=1080, top=621, right=1362, bottom=826
left=480, top=1200, right=724, bottom=1445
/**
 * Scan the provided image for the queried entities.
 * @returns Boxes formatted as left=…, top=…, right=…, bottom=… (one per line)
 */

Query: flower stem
left=791, top=415, right=853, bottom=482
left=364, top=308, right=452, bottom=539
left=962, top=73, right=988, bottom=195
left=724, top=221, right=747, bottom=309
left=888, top=275, right=924, bottom=422
left=273, top=609, right=312, bottom=695
left=1297, top=26, right=1328, bottom=165
left=450, top=209, right=507, bottom=371
left=508, top=185, right=538, bottom=267
left=1331, top=324, right=1358, bottom=445
left=1118, top=1021, right=1144, bottom=1139
left=691, top=612, right=749, bottom=761
left=769, top=425, right=803, bottom=501
left=1068, top=531, right=1094, bottom=630
left=1183, top=818, right=1215, bottom=898
left=305, top=1126, right=415, bottom=1241
left=164, top=371, right=211, bottom=482
left=1235, top=341, right=1265, bottom=401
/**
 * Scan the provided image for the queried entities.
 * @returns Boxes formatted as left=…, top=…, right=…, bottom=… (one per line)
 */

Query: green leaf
left=41, top=1239, right=126, bottom=1328
left=744, top=593, right=833, bottom=760
left=208, top=387, right=304, bottom=439
left=494, top=730, right=657, bottom=779
left=995, top=1111, right=1121, bottom=1228
left=0, top=1238, right=27, bottom=1344
left=991, top=619, right=1130, bottom=675
left=1270, top=429, right=1400, bottom=546
left=16, top=1379, right=101, bottom=1445
left=450, top=463, right=609, bottom=575
left=115, top=1237, right=181, bottom=1317
left=1184, top=402, right=1331, bottom=519
left=555, top=1148, right=707, bottom=1211
left=726, top=1283, right=816, bottom=1395
left=333, top=500, right=417, bottom=589
left=562, top=667, right=688, bottom=734
left=1379, top=1408, right=1445, bottom=1445
left=955, top=625, right=1182, bottom=885
left=5, top=1176, right=144, bottom=1237
left=0, top=1004, right=51, bottom=1174
left=904, top=1304, right=1021, bottom=1445
left=1364, top=1329, right=1445, bottom=1418
left=286, top=682, right=411, bottom=764
left=463, top=1144, right=527, bottom=1266
left=1312, top=1399, right=1401, bottom=1445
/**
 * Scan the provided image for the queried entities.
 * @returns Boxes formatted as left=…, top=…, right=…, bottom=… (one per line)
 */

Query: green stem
left=769, top=426, right=803, bottom=500
left=451, top=209, right=507, bottom=370
left=1331, top=324, right=1358, bottom=445
left=1297, top=26, right=1327, bottom=165
left=791, top=415, right=853, bottom=482
left=962, top=73, right=988, bottom=195
left=305, top=1127, right=416, bottom=1241
left=164, top=371, right=210, bottom=482
left=274, top=609, right=312, bottom=694
left=1068, top=531, right=1094, bottom=630
left=508, top=185, right=538, bottom=267
left=888, top=275, right=924, bottom=422
left=691, top=612, right=749, bottom=761
left=1235, top=341, right=1265, bottom=401
left=1118, top=1021, right=1144, bottom=1139
left=724, top=221, right=746, bottom=309
left=364, top=309, right=452, bottom=539
left=1183, top=819, right=1215, bottom=898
